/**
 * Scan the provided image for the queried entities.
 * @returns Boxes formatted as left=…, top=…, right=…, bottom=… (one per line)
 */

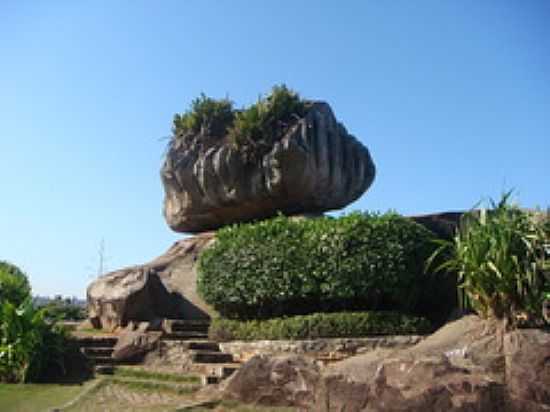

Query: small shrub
left=209, top=311, right=432, bottom=341
left=0, top=261, right=31, bottom=307
left=198, top=212, right=442, bottom=320
left=173, top=93, right=234, bottom=138
left=227, top=85, right=306, bottom=159
left=39, top=298, right=86, bottom=321
left=428, top=192, right=550, bottom=325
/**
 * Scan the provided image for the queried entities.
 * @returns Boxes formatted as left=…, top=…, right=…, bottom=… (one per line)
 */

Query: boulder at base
left=162, top=102, right=376, bottom=233
left=87, top=232, right=215, bottom=331
left=223, top=316, right=550, bottom=412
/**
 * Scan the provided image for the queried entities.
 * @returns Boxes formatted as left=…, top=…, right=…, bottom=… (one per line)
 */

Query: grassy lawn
left=0, top=381, right=95, bottom=412
left=0, top=376, right=297, bottom=412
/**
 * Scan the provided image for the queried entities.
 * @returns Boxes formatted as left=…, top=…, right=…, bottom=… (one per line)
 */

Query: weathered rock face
left=223, top=354, right=321, bottom=408
left=162, top=102, right=376, bottom=233
left=87, top=232, right=216, bottom=331
left=223, top=316, right=550, bottom=412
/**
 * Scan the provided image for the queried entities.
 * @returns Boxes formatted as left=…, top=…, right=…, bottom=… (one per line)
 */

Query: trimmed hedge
left=209, top=311, right=432, bottom=341
left=198, top=212, right=441, bottom=320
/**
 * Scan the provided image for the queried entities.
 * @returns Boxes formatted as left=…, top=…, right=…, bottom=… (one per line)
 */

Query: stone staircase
left=73, top=320, right=241, bottom=383
left=74, top=335, right=119, bottom=373
left=163, top=320, right=240, bottom=385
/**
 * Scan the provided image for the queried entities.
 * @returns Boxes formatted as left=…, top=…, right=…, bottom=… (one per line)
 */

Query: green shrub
left=428, top=192, right=550, bottom=324
left=173, top=93, right=234, bottom=138
left=198, top=212, right=441, bottom=320
left=227, top=85, right=306, bottom=158
left=0, top=261, right=31, bottom=307
left=0, top=299, right=67, bottom=383
left=209, top=311, right=432, bottom=341
left=39, top=298, right=86, bottom=321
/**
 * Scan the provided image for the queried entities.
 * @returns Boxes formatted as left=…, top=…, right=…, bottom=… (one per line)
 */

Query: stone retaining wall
left=220, top=335, right=424, bottom=364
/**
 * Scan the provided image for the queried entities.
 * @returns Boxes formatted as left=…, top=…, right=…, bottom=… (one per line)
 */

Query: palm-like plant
left=428, top=192, right=548, bottom=324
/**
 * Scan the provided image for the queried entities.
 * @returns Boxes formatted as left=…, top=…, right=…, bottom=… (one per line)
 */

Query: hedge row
left=208, top=311, right=432, bottom=341
left=198, top=212, right=444, bottom=320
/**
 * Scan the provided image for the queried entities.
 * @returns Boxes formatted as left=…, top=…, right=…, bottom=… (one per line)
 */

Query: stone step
left=89, top=355, right=117, bottom=365
left=82, top=347, right=114, bottom=357
left=71, top=336, right=118, bottom=348
left=162, top=331, right=209, bottom=340
left=165, top=319, right=210, bottom=332
left=187, top=341, right=220, bottom=351
left=190, top=351, right=234, bottom=364
left=200, top=363, right=241, bottom=385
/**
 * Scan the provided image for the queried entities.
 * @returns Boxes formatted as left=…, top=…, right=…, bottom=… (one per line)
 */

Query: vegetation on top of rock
left=209, top=311, right=432, bottom=341
left=198, top=212, right=451, bottom=320
left=428, top=192, right=550, bottom=326
left=173, top=93, right=234, bottom=139
left=171, top=85, right=307, bottom=161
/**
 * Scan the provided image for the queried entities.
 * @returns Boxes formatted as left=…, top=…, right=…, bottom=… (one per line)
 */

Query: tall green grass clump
left=198, top=212, right=447, bottom=320
left=428, top=192, right=550, bottom=325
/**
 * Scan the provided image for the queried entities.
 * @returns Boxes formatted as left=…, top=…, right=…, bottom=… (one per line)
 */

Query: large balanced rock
left=162, top=102, right=376, bottom=233
left=87, top=232, right=216, bottom=330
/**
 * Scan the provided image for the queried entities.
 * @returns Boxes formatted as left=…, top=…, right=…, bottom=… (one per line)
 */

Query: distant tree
left=0, top=260, right=31, bottom=307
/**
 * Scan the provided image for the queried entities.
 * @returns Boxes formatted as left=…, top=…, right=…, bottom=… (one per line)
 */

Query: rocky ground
left=222, top=316, right=550, bottom=412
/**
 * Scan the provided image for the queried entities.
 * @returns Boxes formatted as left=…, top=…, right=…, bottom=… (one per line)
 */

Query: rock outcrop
left=87, top=232, right=216, bottom=330
left=222, top=354, right=321, bottom=408
left=222, top=316, right=550, bottom=411
left=162, top=102, right=376, bottom=233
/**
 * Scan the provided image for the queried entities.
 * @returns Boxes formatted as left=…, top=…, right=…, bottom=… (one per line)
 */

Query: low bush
left=40, top=299, right=86, bottom=321
left=198, top=212, right=443, bottom=320
left=209, top=311, right=432, bottom=341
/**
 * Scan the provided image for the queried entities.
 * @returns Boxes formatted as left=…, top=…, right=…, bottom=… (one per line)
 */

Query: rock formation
left=162, top=102, right=376, bottom=233
left=222, top=316, right=550, bottom=411
left=87, top=233, right=216, bottom=330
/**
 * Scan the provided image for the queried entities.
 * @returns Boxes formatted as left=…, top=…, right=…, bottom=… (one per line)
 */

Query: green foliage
left=428, top=192, right=550, bottom=324
left=0, top=261, right=31, bottom=307
left=173, top=93, right=234, bottom=138
left=227, top=85, right=306, bottom=158
left=209, top=311, right=432, bottom=341
left=198, top=212, right=440, bottom=320
left=39, top=298, right=86, bottom=321
left=172, top=85, right=307, bottom=162
left=0, top=299, right=67, bottom=383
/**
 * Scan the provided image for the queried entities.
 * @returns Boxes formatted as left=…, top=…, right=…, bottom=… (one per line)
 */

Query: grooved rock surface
left=162, top=102, right=376, bottom=233
left=87, top=232, right=216, bottom=331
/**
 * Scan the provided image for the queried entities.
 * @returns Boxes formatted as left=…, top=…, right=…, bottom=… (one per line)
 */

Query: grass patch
left=113, top=367, right=201, bottom=384
left=0, top=381, right=94, bottom=412
left=106, top=376, right=200, bottom=395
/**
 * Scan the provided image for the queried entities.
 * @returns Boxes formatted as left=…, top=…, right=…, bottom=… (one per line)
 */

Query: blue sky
left=1, top=1, right=549, bottom=298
